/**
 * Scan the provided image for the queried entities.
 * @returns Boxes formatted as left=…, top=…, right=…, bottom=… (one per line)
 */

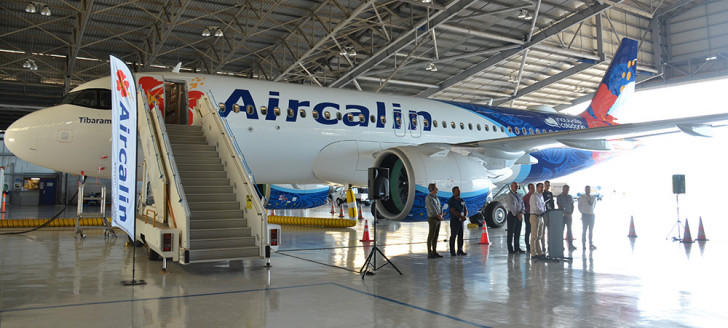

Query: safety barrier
left=267, top=215, right=356, bottom=228
left=0, top=218, right=110, bottom=228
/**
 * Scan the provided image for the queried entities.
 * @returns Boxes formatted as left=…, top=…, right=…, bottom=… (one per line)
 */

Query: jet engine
left=372, top=146, right=492, bottom=223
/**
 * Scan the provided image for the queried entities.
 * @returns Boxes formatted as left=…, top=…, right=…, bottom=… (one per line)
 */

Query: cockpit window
left=59, top=88, right=112, bottom=110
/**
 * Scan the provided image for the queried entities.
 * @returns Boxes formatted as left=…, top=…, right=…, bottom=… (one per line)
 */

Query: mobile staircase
left=136, top=89, right=275, bottom=266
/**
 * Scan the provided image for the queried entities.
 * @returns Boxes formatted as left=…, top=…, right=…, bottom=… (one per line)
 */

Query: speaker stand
left=359, top=201, right=402, bottom=279
left=666, top=194, right=684, bottom=241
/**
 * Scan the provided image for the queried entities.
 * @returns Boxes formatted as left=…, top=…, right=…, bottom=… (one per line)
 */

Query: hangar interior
left=1, top=1, right=727, bottom=327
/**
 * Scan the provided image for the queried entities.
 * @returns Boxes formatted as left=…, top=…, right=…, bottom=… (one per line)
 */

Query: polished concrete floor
left=1, top=196, right=726, bottom=328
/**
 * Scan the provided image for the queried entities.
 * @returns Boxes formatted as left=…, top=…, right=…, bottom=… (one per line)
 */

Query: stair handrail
left=205, top=93, right=257, bottom=184
left=194, top=94, right=267, bottom=256
left=137, top=90, right=169, bottom=223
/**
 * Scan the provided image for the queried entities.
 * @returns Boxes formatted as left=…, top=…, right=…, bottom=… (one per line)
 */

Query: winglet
left=172, top=62, right=182, bottom=73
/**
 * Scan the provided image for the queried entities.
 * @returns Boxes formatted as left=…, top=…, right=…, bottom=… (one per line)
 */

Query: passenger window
left=312, top=111, right=319, bottom=119
left=500, top=126, right=505, bottom=133
left=359, top=114, right=365, bottom=123
left=536, top=128, right=541, bottom=134
left=381, top=116, right=386, bottom=124
left=442, top=121, right=446, bottom=128
left=247, top=105, right=255, bottom=115
left=287, top=108, right=294, bottom=118
left=450, top=122, right=455, bottom=129
left=433, top=120, right=438, bottom=128
left=370, top=115, right=375, bottom=123
left=508, top=126, right=512, bottom=133
left=411, top=118, right=417, bottom=127
left=396, top=116, right=401, bottom=125
left=336, top=112, right=343, bottom=120
left=347, top=113, right=354, bottom=122
left=324, top=111, right=331, bottom=120
left=274, top=107, right=281, bottom=116
left=260, top=106, right=267, bottom=115
left=468, top=123, right=473, bottom=130
left=423, top=119, right=429, bottom=128
left=476, top=124, right=481, bottom=131
left=529, top=128, right=534, bottom=134
left=493, top=125, right=497, bottom=132
left=485, top=125, right=489, bottom=131
left=300, top=109, right=307, bottom=118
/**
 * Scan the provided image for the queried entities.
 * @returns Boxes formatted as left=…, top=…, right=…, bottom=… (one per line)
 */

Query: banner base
left=121, top=279, right=147, bottom=286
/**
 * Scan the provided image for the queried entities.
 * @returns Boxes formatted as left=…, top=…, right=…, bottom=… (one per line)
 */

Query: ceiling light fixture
left=517, top=9, right=527, bottom=19
left=705, top=56, right=717, bottom=61
left=40, top=5, right=51, bottom=16
left=22, top=59, right=31, bottom=68
left=425, top=62, right=438, bottom=72
left=524, top=12, right=533, bottom=20
left=339, top=46, right=356, bottom=57
left=25, top=2, right=36, bottom=13
left=23, top=59, right=38, bottom=70
left=214, top=28, right=223, bottom=37
left=202, top=27, right=223, bottom=37
left=421, top=0, right=432, bottom=3
left=202, top=28, right=211, bottom=37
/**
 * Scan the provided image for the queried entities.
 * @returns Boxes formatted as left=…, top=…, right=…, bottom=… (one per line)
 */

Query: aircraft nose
left=5, top=111, right=40, bottom=164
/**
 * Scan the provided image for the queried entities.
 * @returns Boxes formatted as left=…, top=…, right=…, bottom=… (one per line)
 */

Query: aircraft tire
left=484, top=202, right=507, bottom=228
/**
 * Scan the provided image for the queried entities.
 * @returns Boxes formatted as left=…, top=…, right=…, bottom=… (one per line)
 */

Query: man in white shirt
left=503, top=182, right=525, bottom=254
left=578, top=185, right=598, bottom=250
left=529, top=183, right=547, bottom=258
left=425, top=183, right=444, bottom=258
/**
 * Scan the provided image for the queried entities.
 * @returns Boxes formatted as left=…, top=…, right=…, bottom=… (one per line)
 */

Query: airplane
left=5, top=38, right=728, bottom=227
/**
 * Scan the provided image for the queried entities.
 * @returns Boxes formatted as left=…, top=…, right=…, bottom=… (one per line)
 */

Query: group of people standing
left=423, top=181, right=598, bottom=259
left=504, top=180, right=598, bottom=259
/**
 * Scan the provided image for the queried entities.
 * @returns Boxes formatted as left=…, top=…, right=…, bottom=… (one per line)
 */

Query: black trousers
left=506, top=213, right=522, bottom=252
left=449, top=220, right=464, bottom=254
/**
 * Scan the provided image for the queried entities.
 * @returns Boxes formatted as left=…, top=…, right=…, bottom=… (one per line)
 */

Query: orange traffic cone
left=358, top=203, right=364, bottom=220
left=696, top=217, right=708, bottom=241
left=627, top=216, right=637, bottom=238
left=682, top=218, right=694, bottom=243
left=330, top=203, right=336, bottom=215
left=360, top=220, right=371, bottom=242
left=479, top=224, right=490, bottom=244
left=338, top=204, right=345, bottom=218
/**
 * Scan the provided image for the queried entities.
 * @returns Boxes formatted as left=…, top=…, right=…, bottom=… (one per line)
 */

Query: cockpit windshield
left=59, top=88, right=112, bottom=110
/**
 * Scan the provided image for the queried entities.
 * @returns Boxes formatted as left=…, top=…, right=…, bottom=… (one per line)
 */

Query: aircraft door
left=393, top=109, right=406, bottom=137
left=409, top=111, right=423, bottom=138
left=164, top=80, right=188, bottom=125
left=39, top=178, right=56, bottom=205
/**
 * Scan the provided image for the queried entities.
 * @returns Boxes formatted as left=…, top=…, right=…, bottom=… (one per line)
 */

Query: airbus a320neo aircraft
left=6, top=38, right=727, bottom=226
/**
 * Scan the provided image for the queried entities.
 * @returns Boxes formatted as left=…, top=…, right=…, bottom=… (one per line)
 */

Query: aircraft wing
left=456, top=112, right=728, bottom=153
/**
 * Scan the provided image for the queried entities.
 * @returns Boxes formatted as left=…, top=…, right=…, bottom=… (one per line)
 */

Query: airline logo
left=222, top=89, right=433, bottom=131
left=544, top=116, right=586, bottom=129
left=110, top=55, right=137, bottom=239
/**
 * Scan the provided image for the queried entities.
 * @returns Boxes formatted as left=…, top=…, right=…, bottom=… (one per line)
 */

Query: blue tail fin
left=580, top=38, right=639, bottom=127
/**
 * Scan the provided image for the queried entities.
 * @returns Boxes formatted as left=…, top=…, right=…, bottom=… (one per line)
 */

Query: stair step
left=184, top=185, right=233, bottom=194
left=186, top=193, right=237, bottom=202
left=189, top=218, right=246, bottom=229
left=181, top=178, right=230, bottom=187
left=190, top=227, right=250, bottom=239
left=176, top=163, right=224, bottom=171
left=178, top=170, right=227, bottom=179
left=171, top=144, right=216, bottom=152
left=190, top=237, right=255, bottom=249
left=190, top=209, right=243, bottom=220
left=175, top=157, right=221, bottom=165
left=165, top=124, right=202, bottom=131
left=170, top=139, right=207, bottom=145
left=187, top=246, right=260, bottom=262
left=188, top=201, right=240, bottom=211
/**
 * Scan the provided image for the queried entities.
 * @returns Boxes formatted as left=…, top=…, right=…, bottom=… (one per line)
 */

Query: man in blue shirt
left=448, top=186, right=468, bottom=256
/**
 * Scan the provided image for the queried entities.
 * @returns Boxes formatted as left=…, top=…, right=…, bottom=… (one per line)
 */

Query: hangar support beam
left=66, top=0, right=95, bottom=95
left=143, top=0, right=192, bottom=70
left=328, top=0, right=480, bottom=89
left=416, top=0, right=620, bottom=99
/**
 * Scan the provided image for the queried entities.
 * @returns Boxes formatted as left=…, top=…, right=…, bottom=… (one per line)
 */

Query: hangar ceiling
left=1, top=0, right=726, bottom=130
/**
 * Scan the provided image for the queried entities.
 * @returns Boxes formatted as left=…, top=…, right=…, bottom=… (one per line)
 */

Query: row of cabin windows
left=234, top=105, right=557, bottom=135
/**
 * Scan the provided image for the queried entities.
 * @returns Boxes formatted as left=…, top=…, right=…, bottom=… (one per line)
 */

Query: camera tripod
left=666, top=194, right=684, bottom=242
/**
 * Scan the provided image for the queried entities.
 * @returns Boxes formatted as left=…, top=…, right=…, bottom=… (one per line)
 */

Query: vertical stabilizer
left=580, top=38, right=639, bottom=127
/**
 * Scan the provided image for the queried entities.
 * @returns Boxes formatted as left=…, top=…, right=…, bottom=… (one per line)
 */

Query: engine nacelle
left=257, top=184, right=331, bottom=209
left=372, top=146, right=491, bottom=222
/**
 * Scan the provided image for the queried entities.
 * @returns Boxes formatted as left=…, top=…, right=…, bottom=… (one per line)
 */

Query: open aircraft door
left=138, top=75, right=188, bottom=125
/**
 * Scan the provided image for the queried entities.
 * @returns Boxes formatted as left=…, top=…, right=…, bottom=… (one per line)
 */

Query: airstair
left=136, top=89, right=272, bottom=264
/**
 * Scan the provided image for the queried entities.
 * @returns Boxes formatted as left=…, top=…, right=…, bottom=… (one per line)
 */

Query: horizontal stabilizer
left=676, top=123, right=713, bottom=137
left=557, top=138, right=611, bottom=151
